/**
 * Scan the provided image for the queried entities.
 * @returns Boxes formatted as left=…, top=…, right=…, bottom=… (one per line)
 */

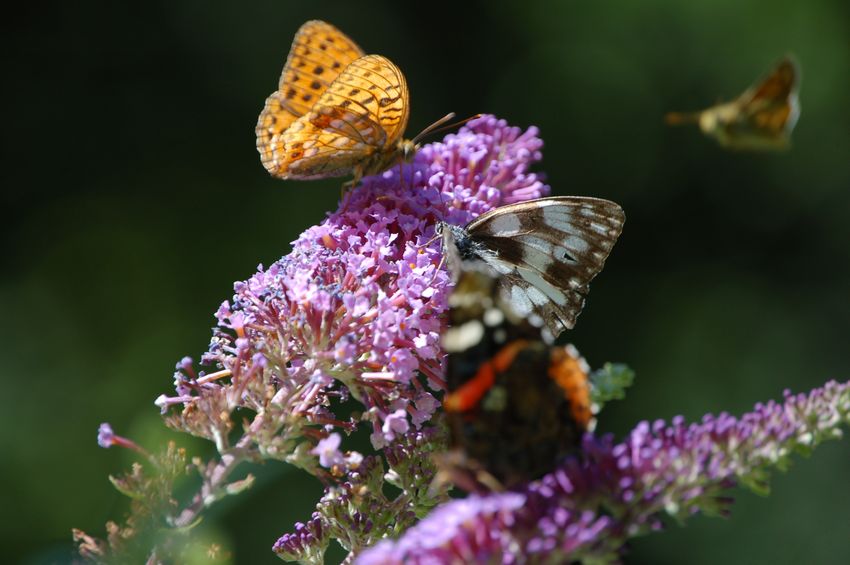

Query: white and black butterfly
left=438, top=196, right=625, bottom=340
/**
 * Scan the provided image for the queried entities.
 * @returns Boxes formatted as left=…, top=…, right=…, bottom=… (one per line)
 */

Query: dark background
left=4, top=1, right=849, bottom=563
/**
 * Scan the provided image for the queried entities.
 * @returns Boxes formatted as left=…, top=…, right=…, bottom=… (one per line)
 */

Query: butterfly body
left=439, top=196, right=625, bottom=340
left=666, top=56, right=800, bottom=151
left=256, top=21, right=417, bottom=185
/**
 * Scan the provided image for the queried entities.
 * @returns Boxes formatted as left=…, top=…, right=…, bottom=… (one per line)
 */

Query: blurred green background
left=4, top=0, right=849, bottom=563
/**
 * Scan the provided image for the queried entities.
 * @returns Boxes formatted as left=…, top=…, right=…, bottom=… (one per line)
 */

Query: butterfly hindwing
left=273, top=107, right=387, bottom=179
left=314, top=54, right=410, bottom=148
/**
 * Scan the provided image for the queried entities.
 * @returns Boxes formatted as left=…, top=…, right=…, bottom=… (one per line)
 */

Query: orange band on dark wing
left=548, top=346, right=592, bottom=428
left=443, top=340, right=529, bottom=413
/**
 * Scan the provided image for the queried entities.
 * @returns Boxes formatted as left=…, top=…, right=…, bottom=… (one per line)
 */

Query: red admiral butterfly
left=439, top=268, right=595, bottom=491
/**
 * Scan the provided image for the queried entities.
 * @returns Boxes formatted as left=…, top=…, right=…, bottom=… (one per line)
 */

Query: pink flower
left=311, top=433, right=344, bottom=469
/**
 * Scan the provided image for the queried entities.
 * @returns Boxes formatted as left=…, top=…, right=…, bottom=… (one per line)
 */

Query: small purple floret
left=97, top=423, right=114, bottom=449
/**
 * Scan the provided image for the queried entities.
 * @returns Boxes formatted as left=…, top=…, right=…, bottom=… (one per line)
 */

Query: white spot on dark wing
left=488, top=256, right=514, bottom=275
left=509, top=285, right=533, bottom=315
left=517, top=267, right=569, bottom=306
left=562, top=235, right=589, bottom=255
left=526, top=286, right=549, bottom=306
left=589, top=221, right=612, bottom=235
left=541, top=208, right=575, bottom=228
left=515, top=236, right=555, bottom=271
left=486, top=213, right=523, bottom=236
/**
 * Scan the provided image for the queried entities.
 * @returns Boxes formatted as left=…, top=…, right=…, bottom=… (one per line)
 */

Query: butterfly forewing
left=458, top=197, right=624, bottom=336
left=275, top=20, right=364, bottom=119
left=736, top=56, right=800, bottom=142
left=256, top=20, right=365, bottom=175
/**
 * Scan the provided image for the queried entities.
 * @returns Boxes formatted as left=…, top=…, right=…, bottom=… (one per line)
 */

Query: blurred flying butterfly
left=256, top=20, right=455, bottom=186
left=437, top=196, right=625, bottom=342
left=665, top=56, right=800, bottom=151
left=437, top=264, right=594, bottom=491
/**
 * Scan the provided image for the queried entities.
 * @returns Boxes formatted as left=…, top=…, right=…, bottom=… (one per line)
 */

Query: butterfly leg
left=339, top=170, right=362, bottom=211
left=427, top=244, right=447, bottom=286
left=398, top=160, right=406, bottom=191
left=340, top=179, right=355, bottom=198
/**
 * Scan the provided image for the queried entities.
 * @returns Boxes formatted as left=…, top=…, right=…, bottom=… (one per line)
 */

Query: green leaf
left=590, top=363, right=635, bottom=409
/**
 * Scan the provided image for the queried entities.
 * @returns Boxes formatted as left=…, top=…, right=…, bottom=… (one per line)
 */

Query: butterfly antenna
left=411, top=113, right=482, bottom=145
left=664, top=111, right=701, bottom=126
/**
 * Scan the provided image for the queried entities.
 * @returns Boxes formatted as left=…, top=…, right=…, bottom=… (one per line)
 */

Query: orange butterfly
left=665, top=56, right=800, bottom=151
left=256, top=20, right=452, bottom=186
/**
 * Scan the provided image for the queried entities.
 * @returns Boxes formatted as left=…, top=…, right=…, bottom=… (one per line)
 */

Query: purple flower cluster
left=358, top=380, right=850, bottom=564
left=274, top=428, right=448, bottom=562
left=156, top=116, right=548, bottom=463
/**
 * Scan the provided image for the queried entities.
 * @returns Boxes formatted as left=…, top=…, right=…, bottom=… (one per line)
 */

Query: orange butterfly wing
left=739, top=56, right=800, bottom=136
left=256, top=20, right=364, bottom=175
left=265, top=54, right=411, bottom=180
